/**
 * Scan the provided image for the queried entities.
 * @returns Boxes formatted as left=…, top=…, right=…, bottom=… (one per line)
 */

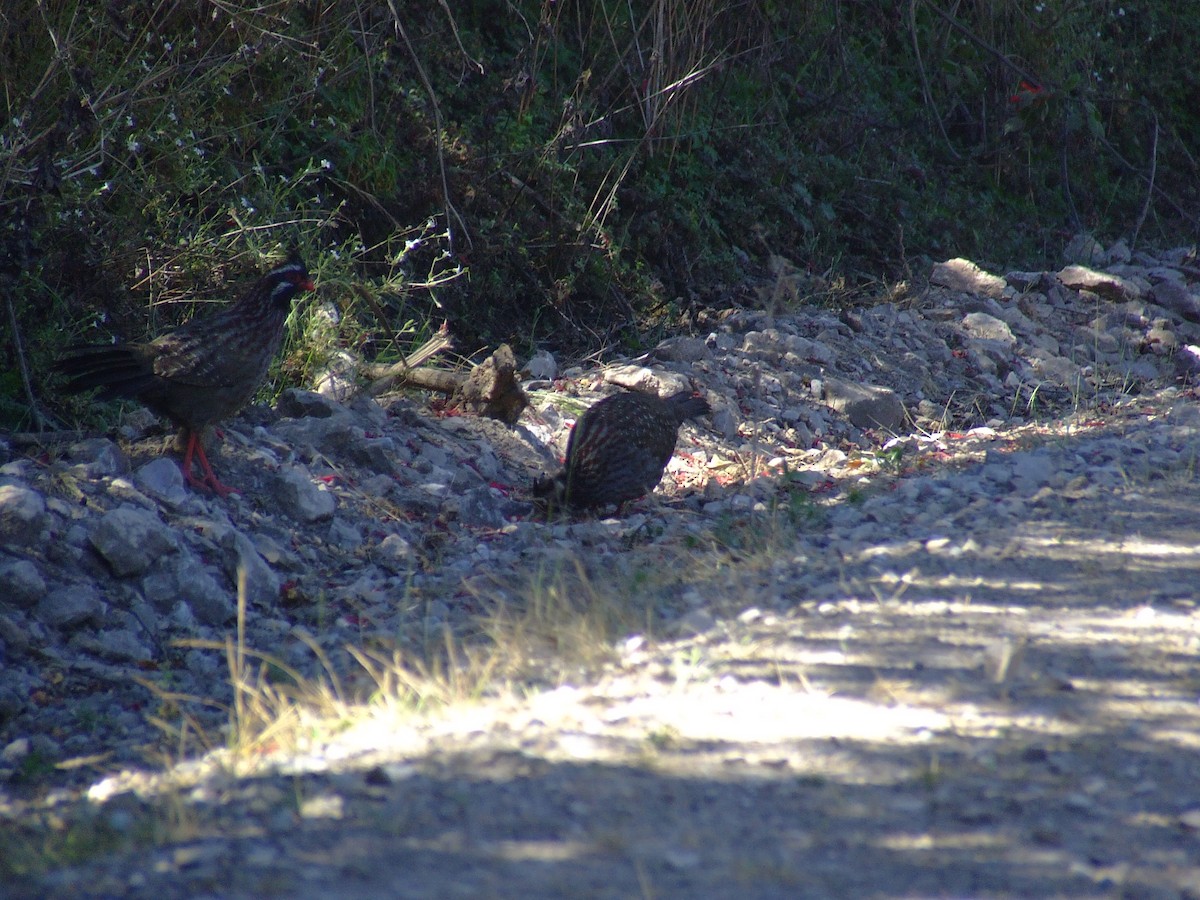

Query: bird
left=56, top=253, right=315, bottom=496
left=533, top=388, right=710, bottom=511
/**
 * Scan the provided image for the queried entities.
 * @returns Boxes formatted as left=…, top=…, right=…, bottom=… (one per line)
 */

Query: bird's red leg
left=180, top=430, right=238, bottom=497
left=179, top=432, right=200, bottom=488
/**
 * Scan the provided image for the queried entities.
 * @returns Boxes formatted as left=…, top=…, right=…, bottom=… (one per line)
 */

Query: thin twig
left=362, top=323, right=456, bottom=396
left=385, top=0, right=472, bottom=252
left=1060, top=116, right=1080, bottom=230
left=436, top=0, right=485, bottom=81
left=908, top=0, right=960, bottom=160
left=919, top=0, right=1042, bottom=87
left=4, top=284, right=51, bottom=431
left=7, top=430, right=92, bottom=447
left=1130, top=112, right=1158, bottom=252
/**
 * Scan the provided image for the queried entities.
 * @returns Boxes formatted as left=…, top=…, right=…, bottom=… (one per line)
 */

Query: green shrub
left=2, top=1, right=1196, bottom=429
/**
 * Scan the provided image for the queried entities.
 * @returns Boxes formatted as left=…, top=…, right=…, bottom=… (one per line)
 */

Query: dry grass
left=133, top=509, right=816, bottom=772
left=472, top=554, right=660, bottom=678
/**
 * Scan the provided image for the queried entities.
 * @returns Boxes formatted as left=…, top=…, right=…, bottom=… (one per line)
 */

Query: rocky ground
left=3, top=239, right=1200, bottom=897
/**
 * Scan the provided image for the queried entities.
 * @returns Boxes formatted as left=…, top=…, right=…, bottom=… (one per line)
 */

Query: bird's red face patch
left=290, top=271, right=316, bottom=291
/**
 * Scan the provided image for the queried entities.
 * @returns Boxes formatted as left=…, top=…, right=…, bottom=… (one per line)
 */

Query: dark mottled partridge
left=534, top=389, right=710, bottom=510
left=56, top=254, right=314, bottom=496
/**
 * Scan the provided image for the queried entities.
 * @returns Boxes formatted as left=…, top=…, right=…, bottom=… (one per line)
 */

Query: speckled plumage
left=56, top=255, right=314, bottom=495
left=534, top=389, right=710, bottom=510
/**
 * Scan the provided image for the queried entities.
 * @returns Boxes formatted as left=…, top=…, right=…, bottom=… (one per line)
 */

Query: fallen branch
left=360, top=322, right=456, bottom=396
left=7, top=429, right=92, bottom=447
left=367, top=341, right=528, bottom=425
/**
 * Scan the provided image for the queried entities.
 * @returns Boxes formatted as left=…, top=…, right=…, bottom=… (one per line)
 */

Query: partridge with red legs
left=57, top=253, right=314, bottom=496
left=534, top=389, right=710, bottom=511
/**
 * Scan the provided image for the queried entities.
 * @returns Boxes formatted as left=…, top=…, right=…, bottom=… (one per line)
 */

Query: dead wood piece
left=363, top=324, right=455, bottom=396
left=7, top=429, right=93, bottom=447
left=367, top=339, right=528, bottom=425
left=453, top=344, right=528, bottom=425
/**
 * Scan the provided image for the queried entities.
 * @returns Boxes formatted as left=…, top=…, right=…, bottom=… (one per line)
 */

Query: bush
left=2, top=1, right=1197, bottom=429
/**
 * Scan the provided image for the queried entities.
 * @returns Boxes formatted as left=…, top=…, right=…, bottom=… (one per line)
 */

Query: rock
left=103, top=478, right=159, bottom=513
left=709, top=405, right=741, bottom=441
left=446, top=486, right=508, bottom=528
left=1009, top=450, right=1059, bottom=490
left=453, top=344, right=528, bottom=425
left=89, top=507, right=178, bottom=577
left=327, top=517, right=364, bottom=551
left=0, top=560, right=47, bottom=608
left=36, top=584, right=103, bottom=629
left=1057, top=265, right=1142, bottom=302
left=1103, top=238, right=1132, bottom=265
left=1027, top=348, right=1082, bottom=387
left=1143, top=325, right=1177, bottom=355
left=930, top=258, right=1007, bottom=299
left=961, top=312, right=1016, bottom=345
left=0, top=484, right=47, bottom=547
left=1149, top=279, right=1200, bottom=323
left=142, top=554, right=232, bottom=626
left=134, top=458, right=188, bottom=505
left=1005, top=271, right=1050, bottom=292
left=64, top=438, right=130, bottom=480
left=522, top=349, right=558, bottom=380
left=313, top=349, right=359, bottom=401
left=277, top=387, right=341, bottom=419
left=820, top=378, right=906, bottom=432
left=72, top=629, right=154, bottom=664
left=0, top=686, right=23, bottom=725
left=1063, top=233, right=1106, bottom=265
left=271, top=464, right=337, bottom=523
left=602, top=365, right=657, bottom=391
left=653, top=336, right=712, bottom=363
left=216, top=526, right=281, bottom=607
left=375, top=533, right=414, bottom=574
left=1, top=737, right=30, bottom=764
left=0, top=611, right=33, bottom=654
left=674, top=608, right=717, bottom=636
left=1176, top=345, right=1200, bottom=379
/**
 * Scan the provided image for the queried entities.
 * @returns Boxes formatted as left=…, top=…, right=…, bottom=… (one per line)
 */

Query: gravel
left=4, top=243, right=1200, bottom=897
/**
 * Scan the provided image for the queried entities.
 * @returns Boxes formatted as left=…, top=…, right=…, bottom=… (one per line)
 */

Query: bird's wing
left=149, top=311, right=271, bottom=388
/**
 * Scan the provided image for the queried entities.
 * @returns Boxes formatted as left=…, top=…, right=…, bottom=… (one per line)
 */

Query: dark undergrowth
left=2, top=0, right=1198, bottom=431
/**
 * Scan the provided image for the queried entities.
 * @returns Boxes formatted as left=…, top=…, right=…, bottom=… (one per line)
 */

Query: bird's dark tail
left=56, top=345, right=156, bottom=402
